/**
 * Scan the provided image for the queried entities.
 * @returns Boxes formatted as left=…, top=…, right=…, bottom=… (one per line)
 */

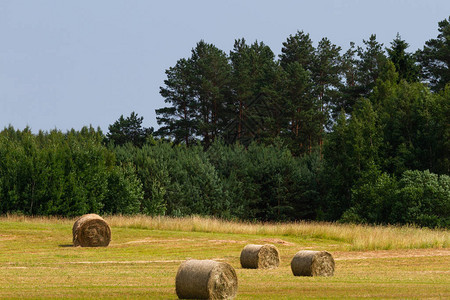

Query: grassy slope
left=0, top=216, right=448, bottom=299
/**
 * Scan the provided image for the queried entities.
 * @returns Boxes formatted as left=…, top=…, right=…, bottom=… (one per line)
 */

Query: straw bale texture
left=291, top=250, right=335, bottom=276
left=240, top=244, right=280, bottom=269
left=175, top=259, right=238, bottom=299
left=72, top=214, right=111, bottom=247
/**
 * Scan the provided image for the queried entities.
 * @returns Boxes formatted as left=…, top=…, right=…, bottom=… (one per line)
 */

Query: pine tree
left=156, top=58, right=198, bottom=145
left=279, top=31, right=315, bottom=70
left=227, top=39, right=281, bottom=145
left=336, top=35, right=388, bottom=116
left=386, top=33, right=420, bottom=83
left=313, top=38, right=342, bottom=111
left=335, top=42, right=360, bottom=115
left=356, top=34, right=388, bottom=97
left=156, top=41, right=231, bottom=148
left=279, top=32, right=341, bottom=154
left=106, top=112, right=153, bottom=147
left=280, top=62, right=318, bottom=155
left=416, top=16, right=450, bottom=92
left=189, top=41, right=232, bottom=148
left=279, top=31, right=317, bottom=154
left=312, top=38, right=342, bottom=153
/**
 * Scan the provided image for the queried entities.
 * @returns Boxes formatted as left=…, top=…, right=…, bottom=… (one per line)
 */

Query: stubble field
left=0, top=215, right=448, bottom=299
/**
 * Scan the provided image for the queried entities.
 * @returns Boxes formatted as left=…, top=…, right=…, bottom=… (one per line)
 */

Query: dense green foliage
left=0, top=126, right=143, bottom=216
left=1, top=17, right=449, bottom=227
left=110, top=140, right=322, bottom=221
left=1, top=125, right=448, bottom=227
left=105, top=111, right=153, bottom=147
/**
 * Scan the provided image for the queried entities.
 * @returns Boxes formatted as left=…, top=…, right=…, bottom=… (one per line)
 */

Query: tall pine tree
left=416, top=16, right=450, bottom=92
left=386, top=33, right=420, bottom=83
left=156, top=58, right=198, bottom=145
left=156, top=41, right=231, bottom=148
left=227, top=39, right=281, bottom=145
left=190, top=41, right=232, bottom=148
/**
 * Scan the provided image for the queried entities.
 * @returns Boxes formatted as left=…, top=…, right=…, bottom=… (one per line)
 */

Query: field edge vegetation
left=1, top=214, right=448, bottom=251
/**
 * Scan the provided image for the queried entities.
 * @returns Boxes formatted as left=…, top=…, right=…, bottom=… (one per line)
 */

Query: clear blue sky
left=1, top=0, right=449, bottom=133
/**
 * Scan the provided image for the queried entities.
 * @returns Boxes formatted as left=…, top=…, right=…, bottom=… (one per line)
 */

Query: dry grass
left=1, top=214, right=72, bottom=224
left=0, top=216, right=449, bottom=299
left=106, top=215, right=449, bottom=251
left=1, top=214, right=448, bottom=251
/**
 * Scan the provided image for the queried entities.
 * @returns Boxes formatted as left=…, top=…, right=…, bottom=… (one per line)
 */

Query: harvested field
left=0, top=216, right=448, bottom=299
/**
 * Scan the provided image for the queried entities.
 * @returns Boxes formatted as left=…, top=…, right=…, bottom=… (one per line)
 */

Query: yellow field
left=0, top=215, right=448, bottom=299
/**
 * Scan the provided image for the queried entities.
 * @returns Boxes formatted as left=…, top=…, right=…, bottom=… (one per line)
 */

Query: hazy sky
left=1, top=0, right=449, bottom=133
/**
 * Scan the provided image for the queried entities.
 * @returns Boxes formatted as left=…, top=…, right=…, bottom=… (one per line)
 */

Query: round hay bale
left=240, top=244, right=280, bottom=269
left=72, top=214, right=111, bottom=247
left=290, top=250, right=335, bottom=277
left=175, top=259, right=238, bottom=299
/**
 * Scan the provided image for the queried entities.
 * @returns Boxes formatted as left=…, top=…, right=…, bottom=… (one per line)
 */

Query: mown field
left=0, top=215, right=449, bottom=299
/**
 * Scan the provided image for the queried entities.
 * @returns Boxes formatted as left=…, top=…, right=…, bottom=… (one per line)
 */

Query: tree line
left=0, top=17, right=449, bottom=227
left=1, top=125, right=448, bottom=227
left=155, top=17, right=449, bottom=157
